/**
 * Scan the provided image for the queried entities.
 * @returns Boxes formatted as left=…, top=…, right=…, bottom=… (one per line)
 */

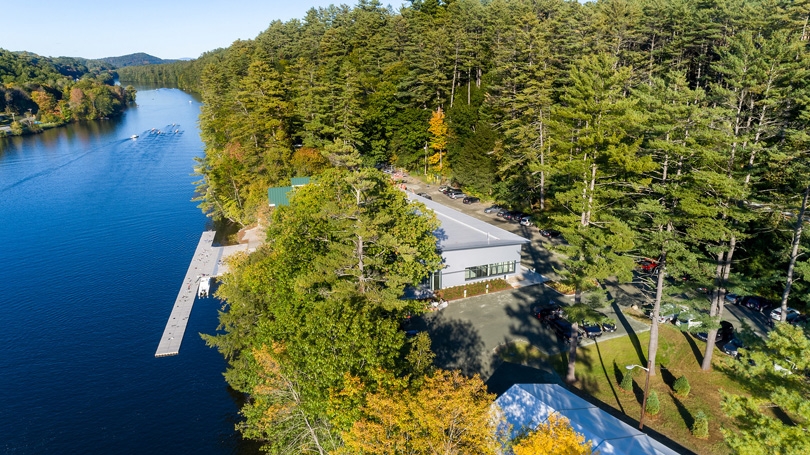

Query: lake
left=0, top=88, right=258, bottom=454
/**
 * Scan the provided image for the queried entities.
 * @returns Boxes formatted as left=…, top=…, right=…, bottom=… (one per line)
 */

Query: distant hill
left=99, top=53, right=179, bottom=68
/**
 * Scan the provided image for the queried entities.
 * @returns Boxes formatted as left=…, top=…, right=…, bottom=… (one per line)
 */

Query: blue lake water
left=0, top=88, right=257, bottom=454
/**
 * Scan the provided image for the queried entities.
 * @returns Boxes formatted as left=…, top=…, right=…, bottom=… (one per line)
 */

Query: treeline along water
left=0, top=88, right=257, bottom=454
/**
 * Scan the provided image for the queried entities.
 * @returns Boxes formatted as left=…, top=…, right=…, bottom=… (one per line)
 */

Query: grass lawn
left=540, top=323, right=749, bottom=455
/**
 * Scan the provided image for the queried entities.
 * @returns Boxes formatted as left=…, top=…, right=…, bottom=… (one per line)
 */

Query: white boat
left=197, top=275, right=211, bottom=298
left=130, top=134, right=138, bottom=139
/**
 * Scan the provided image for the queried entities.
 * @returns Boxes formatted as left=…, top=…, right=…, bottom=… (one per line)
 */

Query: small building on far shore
left=406, top=192, right=529, bottom=290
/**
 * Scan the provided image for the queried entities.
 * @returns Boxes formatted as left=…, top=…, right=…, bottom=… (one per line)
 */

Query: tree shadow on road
left=424, top=311, right=486, bottom=377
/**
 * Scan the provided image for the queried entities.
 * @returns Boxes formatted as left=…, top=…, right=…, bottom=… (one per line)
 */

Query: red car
left=636, top=258, right=658, bottom=272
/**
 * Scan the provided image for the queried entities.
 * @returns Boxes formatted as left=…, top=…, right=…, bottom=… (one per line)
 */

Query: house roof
left=268, top=177, right=311, bottom=207
left=267, top=186, right=293, bottom=207
left=406, top=192, right=529, bottom=251
left=495, top=384, right=681, bottom=455
left=291, top=177, right=310, bottom=187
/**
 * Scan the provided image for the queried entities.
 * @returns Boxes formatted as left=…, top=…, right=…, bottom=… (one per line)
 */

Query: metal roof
left=406, top=192, right=529, bottom=251
left=267, top=186, right=293, bottom=207
left=291, top=177, right=310, bottom=187
left=496, top=384, right=682, bottom=455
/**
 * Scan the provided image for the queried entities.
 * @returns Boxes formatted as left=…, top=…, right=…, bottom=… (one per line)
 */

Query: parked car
left=438, top=185, right=451, bottom=194
left=508, top=212, right=525, bottom=222
left=770, top=307, right=801, bottom=322
left=447, top=190, right=466, bottom=199
left=416, top=192, right=432, bottom=200
left=496, top=208, right=509, bottom=217
left=740, top=295, right=774, bottom=312
left=720, top=336, right=744, bottom=358
left=648, top=303, right=683, bottom=324
left=519, top=216, right=533, bottom=227
left=484, top=205, right=503, bottom=214
left=636, top=258, right=659, bottom=273
left=462, top=196, right=480, bottom=204
left=579, top=320, right=603, bottom=338
left=601, top=319, right=617, bottom=333
left=694, top=320, right=734, bottom=343
left=725, top=293, right=740, bottom=304
left=549, top=318, right=581, bottom=344
left=532, top=304, right=563, bottom=323
left=540, top=229, right=561, bottom=239
left=790, top=314, right=809, bottom=328
left=675, top=311, right=702, bottom=329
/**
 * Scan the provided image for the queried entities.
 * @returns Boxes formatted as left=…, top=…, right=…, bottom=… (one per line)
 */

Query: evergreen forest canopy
left=166, top=0, right=810, bottom=306
left=0, top=49, right=136, bottom=134
left=122, top=0, right=810, bottom=453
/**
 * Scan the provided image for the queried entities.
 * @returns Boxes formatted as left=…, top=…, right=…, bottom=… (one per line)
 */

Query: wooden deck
left=154, top=231, right=218, bottom=357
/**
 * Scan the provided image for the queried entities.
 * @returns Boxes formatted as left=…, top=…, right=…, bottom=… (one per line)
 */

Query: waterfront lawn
left=550, top=324, right=748, bottom=455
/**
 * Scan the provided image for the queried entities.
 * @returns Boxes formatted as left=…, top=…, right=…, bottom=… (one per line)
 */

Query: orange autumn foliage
left=512, top=413, right=596, bottom=455
left=338, top=370, right=499, bottom=455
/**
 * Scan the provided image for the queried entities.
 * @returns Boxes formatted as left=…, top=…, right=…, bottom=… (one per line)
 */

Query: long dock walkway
left=155, top=231, right=219, bottom=357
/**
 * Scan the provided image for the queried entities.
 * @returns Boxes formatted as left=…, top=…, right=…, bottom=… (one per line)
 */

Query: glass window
left=465, top=261, right=515, bottom=280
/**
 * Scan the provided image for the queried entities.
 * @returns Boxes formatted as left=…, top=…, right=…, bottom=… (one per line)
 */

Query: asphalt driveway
left=411, top=283, right=650, bottom=380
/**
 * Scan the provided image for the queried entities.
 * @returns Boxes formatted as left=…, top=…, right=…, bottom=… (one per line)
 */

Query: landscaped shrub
left=645, top=390, right=660, bottom=416
left=435, top=279, right=512, bottom=301
left=620, top=371, right=633, bottom=392
left=545, top=280, right=576, bottom=295
left=673, top=375, right=691, bottom=397
left=691, top=411, right=709, bottom=439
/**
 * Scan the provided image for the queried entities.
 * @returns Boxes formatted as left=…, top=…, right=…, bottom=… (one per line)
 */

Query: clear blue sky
left=0, top=0, right=381, bottom=60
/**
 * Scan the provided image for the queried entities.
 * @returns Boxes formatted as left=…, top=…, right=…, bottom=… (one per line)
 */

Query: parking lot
left=408, top=282, right=650, bottom=379
left=399, top=175, right=777, bottom=379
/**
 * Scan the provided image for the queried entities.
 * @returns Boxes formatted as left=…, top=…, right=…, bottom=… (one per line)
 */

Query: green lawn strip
left=548, top=324, right=748, bottom=455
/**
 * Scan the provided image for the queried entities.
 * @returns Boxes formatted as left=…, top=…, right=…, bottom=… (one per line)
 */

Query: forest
left=0, top=49, right=136, bottom=135
left=121, top=0, right=810, bottom=453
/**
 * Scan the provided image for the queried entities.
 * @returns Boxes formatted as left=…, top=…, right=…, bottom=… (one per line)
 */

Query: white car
left=648, top=304, right=685, bottom=324
left=675, top=312, right=702, bottom=329
left=769, top=307, right=800, bottom=322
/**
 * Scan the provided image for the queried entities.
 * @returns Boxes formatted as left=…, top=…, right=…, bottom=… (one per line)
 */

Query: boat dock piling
left=154, top=231, right=218, bottom=357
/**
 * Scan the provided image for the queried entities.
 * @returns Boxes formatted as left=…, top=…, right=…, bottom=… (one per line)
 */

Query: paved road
left=411, top=283, right=650, bottom=380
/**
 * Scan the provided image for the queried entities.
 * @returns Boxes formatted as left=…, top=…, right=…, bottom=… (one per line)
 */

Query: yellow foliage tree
left=512, top=413, right=596, bottom=455
left=338, top=369, right=499, bottom=455
left=428, top=107, right=449, bottom=173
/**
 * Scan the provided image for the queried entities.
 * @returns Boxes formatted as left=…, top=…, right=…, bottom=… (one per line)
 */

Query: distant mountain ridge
left=99, top=53, right=179, bottom=68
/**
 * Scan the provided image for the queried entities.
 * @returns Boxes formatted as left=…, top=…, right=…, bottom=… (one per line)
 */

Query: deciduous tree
left=512, top=413, right=594, bottom=455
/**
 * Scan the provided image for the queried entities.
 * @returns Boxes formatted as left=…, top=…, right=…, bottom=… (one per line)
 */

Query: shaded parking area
left=410, top=283, right=650, bottom=382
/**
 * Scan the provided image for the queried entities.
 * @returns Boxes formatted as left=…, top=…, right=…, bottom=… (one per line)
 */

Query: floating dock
left=155, top=229, right=256, bottom=357
left=155, top=231, right=218, bottom=357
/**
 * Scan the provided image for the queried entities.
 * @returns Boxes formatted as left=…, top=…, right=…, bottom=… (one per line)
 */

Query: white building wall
left=440, top=244, right=522, bottom=289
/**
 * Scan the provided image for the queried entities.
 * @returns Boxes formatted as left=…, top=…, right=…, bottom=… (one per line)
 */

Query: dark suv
left=549, top=319, right=581, bottom=344
left=739, top=296, right=774, bottom=312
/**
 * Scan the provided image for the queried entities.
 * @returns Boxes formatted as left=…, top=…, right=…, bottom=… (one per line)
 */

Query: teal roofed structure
left=268, top=186, right=293, bottom=207
left=291, top=177, right=310, bottom=187
left=268, top=177, right=311, bottom=207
